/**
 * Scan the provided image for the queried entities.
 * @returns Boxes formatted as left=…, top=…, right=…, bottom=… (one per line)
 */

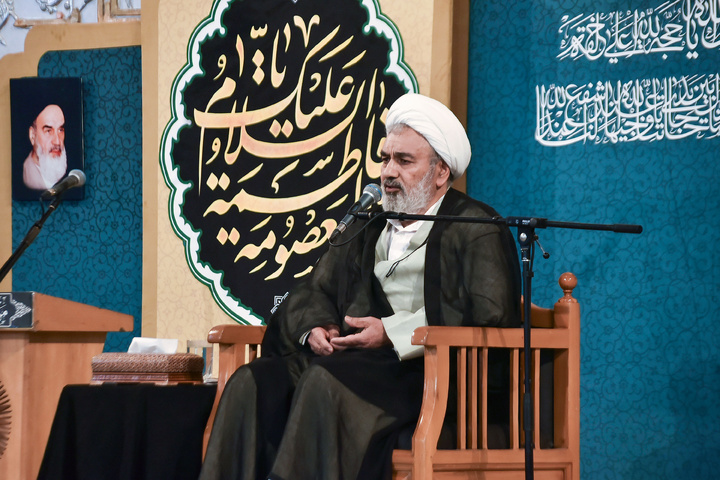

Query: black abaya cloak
left=200, top=188, right=520, bottom=480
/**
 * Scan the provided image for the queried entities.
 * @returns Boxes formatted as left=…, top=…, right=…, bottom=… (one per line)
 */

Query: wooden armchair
left=204, top=272, right=580, bottom=480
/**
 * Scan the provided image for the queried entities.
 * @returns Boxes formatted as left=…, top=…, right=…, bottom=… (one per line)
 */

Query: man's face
left=30, top=105, right=65, bottom=160
left=380, top=126, right=449, bottom=214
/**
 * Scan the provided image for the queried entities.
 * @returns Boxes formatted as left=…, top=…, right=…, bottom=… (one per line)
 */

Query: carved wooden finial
left=558, top=272, right=578, bottom=303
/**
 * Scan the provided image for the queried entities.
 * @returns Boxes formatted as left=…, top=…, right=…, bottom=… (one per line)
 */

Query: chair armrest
left=412, top=325, right=569, bottom=350
left=207, top=324, right=267, bottom=400
left=207, top=324, right=267, bottom=345
left=411, top=328, right=451, bottom=478
left=412, top=326, right=522, bottom=349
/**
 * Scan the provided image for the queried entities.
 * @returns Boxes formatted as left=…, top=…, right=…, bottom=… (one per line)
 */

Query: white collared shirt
left=382, top=195, right=445, bottom=261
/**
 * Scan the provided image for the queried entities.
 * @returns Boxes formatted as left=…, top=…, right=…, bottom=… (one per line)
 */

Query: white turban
left=385, top=93, right=471, bottom=178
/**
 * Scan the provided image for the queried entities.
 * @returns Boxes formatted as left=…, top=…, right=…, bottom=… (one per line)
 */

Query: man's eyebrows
left=380, top=149, right=414, bottom=159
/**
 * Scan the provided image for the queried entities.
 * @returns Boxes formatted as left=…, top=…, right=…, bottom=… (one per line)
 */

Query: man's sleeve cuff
left=383, top=309, right=427, bottom=360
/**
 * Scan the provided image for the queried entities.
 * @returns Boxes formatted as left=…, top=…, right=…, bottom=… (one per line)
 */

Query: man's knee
left=292, top=364, right=348, bottom=411
left=301, top=363, right=334, bottom=385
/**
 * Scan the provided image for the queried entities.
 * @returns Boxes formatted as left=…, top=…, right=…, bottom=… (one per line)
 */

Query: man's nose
left=381, top=159, right=399, bottom=178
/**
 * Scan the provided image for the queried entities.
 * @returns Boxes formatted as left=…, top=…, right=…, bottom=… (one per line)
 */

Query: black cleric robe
left=199, top=188, right=521, bottom=480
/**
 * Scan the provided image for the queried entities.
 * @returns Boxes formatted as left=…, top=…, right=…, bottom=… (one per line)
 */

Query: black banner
left=161, top=0, right=416, bottom=322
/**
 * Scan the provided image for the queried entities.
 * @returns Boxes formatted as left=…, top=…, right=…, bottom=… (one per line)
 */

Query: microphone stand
left=0, top=195, right=64, bottom=284
left=356, top=210, right=642, bottom=480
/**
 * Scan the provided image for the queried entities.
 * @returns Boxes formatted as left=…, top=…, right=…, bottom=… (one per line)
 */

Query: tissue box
left=91, top=353, right=204, bottom=385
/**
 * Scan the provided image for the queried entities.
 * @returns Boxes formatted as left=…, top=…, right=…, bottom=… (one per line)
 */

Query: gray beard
left=37, top=146, right=68, bottom=187
left=382, top=164, right=436, bottom=214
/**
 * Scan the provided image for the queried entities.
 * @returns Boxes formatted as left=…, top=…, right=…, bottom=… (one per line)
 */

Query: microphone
left=41, top=169, right=86, bottom=200
left=330, top=183, right=382, bottom=242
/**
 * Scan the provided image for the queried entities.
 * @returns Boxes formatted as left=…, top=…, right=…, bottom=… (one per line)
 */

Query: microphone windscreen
left=69, top=169, right=87, bottom=186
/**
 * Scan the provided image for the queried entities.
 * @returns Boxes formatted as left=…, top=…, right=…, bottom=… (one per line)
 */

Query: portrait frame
left=10, top=77, right=85, bottom=201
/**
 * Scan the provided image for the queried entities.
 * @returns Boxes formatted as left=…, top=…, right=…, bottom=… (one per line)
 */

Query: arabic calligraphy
left=558, top=0, right=720, bottom=62
left=189, top=11, right=393, bottom=285
left=161, top=0, right=415, bottom=323
left=536, top=74, right=720, bottom=145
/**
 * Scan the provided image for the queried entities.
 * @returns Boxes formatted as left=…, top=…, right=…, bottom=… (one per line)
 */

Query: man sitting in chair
left=200, top=93, right=521, bottom=480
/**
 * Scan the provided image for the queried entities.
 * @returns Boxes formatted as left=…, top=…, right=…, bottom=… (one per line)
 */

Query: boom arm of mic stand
left=357, top=212, right=644, bottom=234
left=0, top=196, right=63, bottom=284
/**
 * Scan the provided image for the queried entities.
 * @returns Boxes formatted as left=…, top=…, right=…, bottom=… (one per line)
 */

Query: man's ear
left=436, top=160, right=451, bottom=187
left=28, top=126, right=36, bottom=146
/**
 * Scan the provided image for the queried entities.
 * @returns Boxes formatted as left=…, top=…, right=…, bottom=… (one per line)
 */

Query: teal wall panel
left=467, top=1, right=720, bottom=478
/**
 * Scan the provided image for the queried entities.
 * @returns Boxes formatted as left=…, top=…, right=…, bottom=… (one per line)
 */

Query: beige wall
left=141, top=0, right=223, bottom=348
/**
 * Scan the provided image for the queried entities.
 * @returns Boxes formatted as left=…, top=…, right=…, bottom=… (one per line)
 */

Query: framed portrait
left=10, top=77, right=85, bottom=201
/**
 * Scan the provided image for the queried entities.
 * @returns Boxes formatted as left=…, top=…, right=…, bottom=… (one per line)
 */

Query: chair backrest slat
left=510, top=348, right=521, bottom=449
left=533, top=348, right=542, bottom=448
left=480, top=347, right=489, bottom=449
left=470, top=347, right=479, bottom=449
left=457, top=347, right=467, bottom=450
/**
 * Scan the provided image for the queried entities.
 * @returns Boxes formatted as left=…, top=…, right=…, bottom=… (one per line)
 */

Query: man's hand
left=307, top=324, right=340, bottom=356
left=330, top=316, right=392, bottom=350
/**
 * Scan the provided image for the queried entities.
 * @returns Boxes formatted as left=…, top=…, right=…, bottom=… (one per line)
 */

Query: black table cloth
left=38, top=383, right=216, bottom=480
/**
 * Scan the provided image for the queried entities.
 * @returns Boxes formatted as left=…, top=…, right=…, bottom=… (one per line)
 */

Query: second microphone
left=329, top=184, right=382, bottom=242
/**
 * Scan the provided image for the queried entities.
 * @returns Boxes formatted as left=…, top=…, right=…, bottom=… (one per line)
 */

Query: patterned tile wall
left=467, top=1, right=720, bottom=478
